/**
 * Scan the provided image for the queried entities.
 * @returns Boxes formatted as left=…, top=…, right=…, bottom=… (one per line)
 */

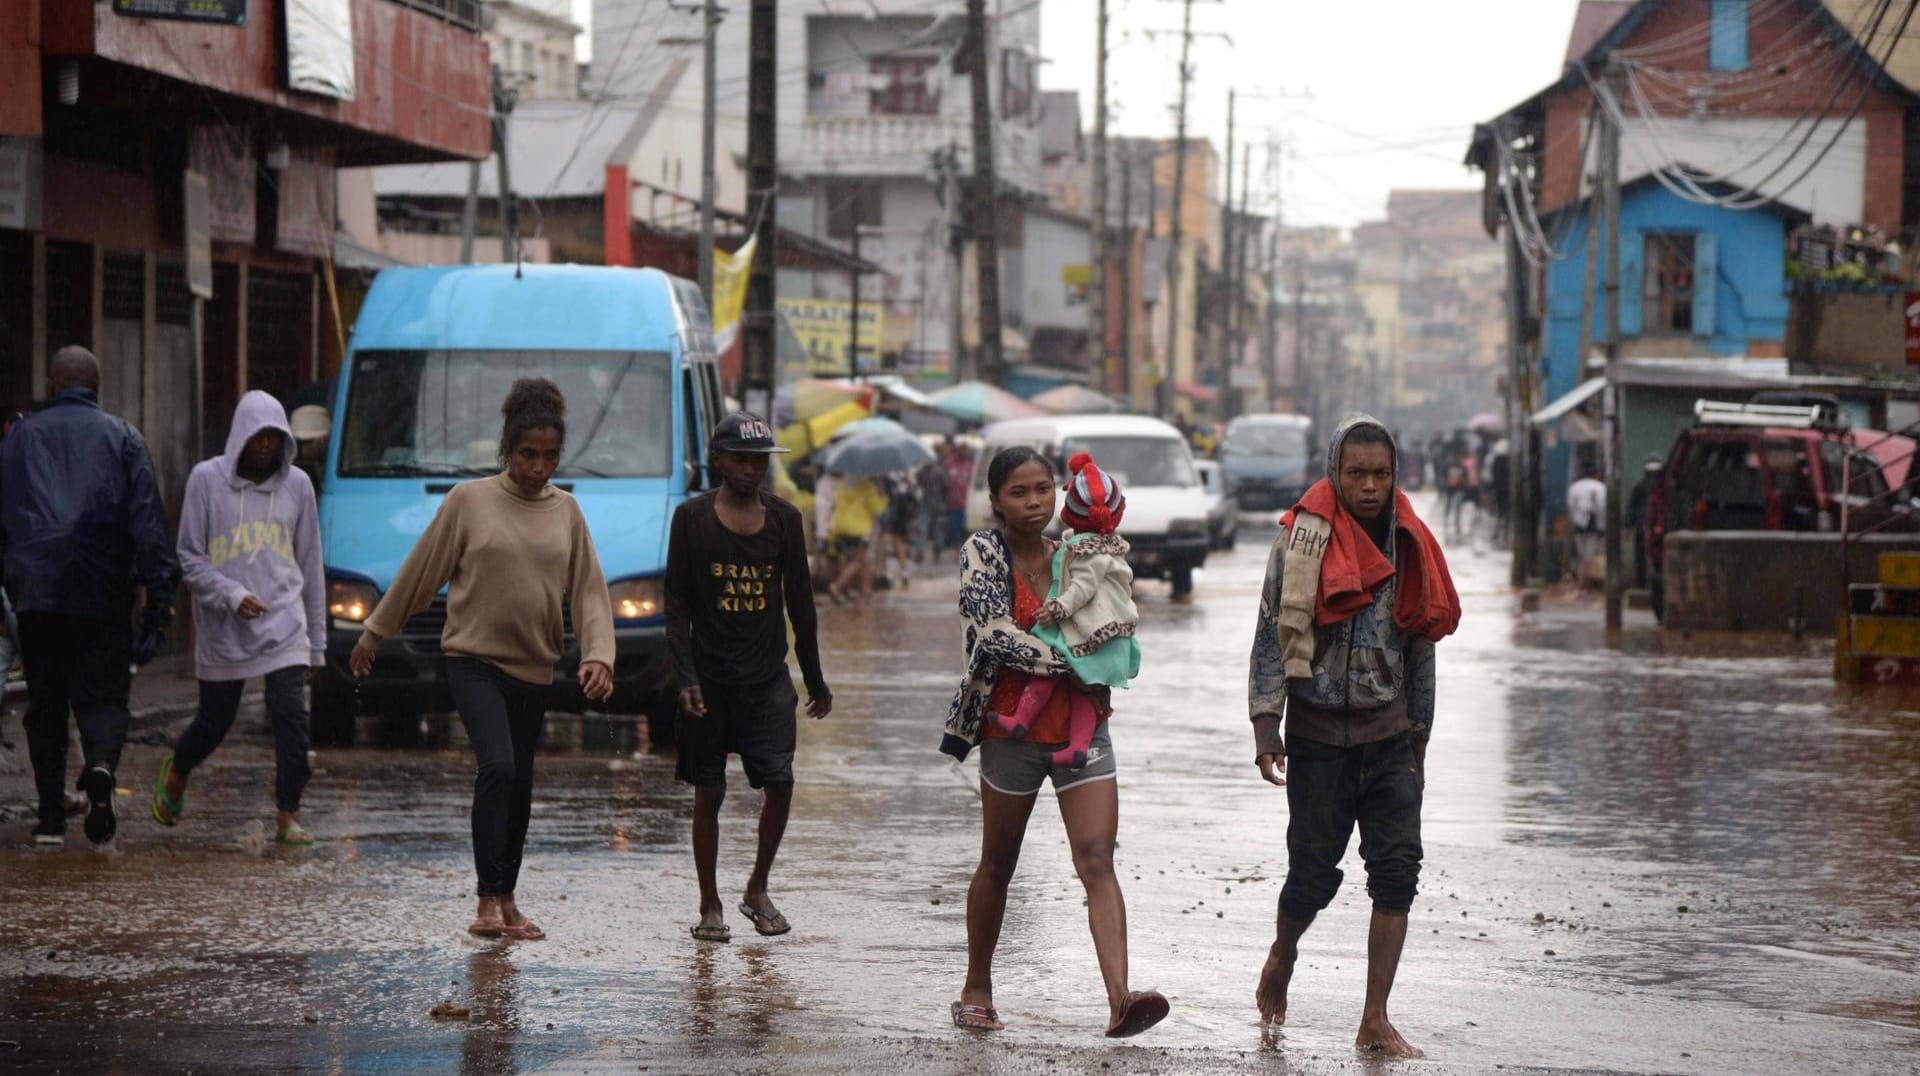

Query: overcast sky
left=1038, top=0, right=1586, bottom=228
left=571, top=0, right=1587, bottom=229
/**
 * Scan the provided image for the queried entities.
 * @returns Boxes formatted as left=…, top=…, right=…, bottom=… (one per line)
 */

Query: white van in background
left=967, top=415, right=1212, bottom=597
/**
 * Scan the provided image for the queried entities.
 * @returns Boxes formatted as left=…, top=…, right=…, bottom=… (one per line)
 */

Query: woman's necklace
left=1014, top=547, right=1051, bottom=596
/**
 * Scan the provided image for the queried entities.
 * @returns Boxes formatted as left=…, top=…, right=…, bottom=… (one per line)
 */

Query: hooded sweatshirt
left=177, top=391, right=326, bottom=682
left=1247, top=415, right=1449, bottom=754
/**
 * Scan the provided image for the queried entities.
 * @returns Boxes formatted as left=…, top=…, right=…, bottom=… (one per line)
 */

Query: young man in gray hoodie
left=153, top=391, right=326, bottom=845
left=1247, top=414, right=1459, bottom=1058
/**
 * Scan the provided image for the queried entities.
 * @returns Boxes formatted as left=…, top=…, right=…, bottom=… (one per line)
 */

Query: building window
left=825, top=180, right=883, bottom=241
left=870, top=57, right=939, bottom=116
left=1710, top=0, right=1748, bottom=71
left=1642, top=233, right=1697, bottom=335
left=1001, top=50, right=1033, bottom=120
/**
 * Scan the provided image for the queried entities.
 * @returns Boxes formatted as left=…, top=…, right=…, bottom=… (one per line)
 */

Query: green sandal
left=150, top=756, right=184, bottom=827
left=275, top=823, right=315, bottom=846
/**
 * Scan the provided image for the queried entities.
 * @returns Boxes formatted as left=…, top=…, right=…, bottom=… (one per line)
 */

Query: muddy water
left=2, top=497, right=1917, bottom=1073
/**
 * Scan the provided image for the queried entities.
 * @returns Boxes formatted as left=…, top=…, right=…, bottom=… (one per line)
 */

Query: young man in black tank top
left=665, top=414, right=833, bottom=943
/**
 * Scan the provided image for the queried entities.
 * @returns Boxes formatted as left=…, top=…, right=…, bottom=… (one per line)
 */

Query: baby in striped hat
left=996, top=452, right=1142, bottom=770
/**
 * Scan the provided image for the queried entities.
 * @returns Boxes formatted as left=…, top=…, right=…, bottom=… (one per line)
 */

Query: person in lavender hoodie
left=151, top=391, right=326, bottom=845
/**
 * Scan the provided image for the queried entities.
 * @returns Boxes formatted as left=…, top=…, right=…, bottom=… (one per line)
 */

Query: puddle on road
left=3, top=511, right=1918, bottom=1072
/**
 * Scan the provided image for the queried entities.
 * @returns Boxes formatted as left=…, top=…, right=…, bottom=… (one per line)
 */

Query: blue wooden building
left=1534, top=175, right=1808, bottom=513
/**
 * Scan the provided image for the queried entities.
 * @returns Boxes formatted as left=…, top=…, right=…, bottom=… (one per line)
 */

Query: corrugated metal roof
left=1824, top=0, right=1920, bottom=94
left=373, top=98, right=653, bottom=200
left=1564, top=0, right=1634, bottom=70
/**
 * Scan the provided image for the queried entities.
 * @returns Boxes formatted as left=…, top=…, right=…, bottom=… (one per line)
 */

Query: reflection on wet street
left=3, top=495, right=1918, bottom=1073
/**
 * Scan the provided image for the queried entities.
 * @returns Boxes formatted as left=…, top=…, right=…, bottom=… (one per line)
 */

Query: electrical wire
left=1590, top=0, right=1915, bottom=214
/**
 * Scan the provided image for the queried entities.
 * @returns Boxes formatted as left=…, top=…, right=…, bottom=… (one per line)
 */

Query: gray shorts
left=977, top=722, right=1117, bottom=797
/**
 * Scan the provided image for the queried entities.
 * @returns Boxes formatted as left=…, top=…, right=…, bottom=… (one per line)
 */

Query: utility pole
left=1118, top=145, right=1134, bottom=404
left=460, top=158, right=479, bottom=264
left=1089, top=0, right=1110, bottom=393
left=965, top=0, right=1004, bottom=386
left=1228, top=144, right=1251, bottom=419
left=1504, top=192, right=1535, bottom=588
left=939, top=144, right=968, bottom=384
left=1292, top=257, right=1308, bottom=424
left=742, top=0, right=778, bottom=418
left=1221, top=91, right=1235, bottom=417
left=1602, top=56, right=1625, bottom=631
left=1264, top=133, right=1282, bottom=412
left=849, top=224, right=862, bottom=381
left=699, top=0, right=719, bottom=302
left=1160, top=0, right=1195, bottom=420
left=491, top=66, right=519, bottom=266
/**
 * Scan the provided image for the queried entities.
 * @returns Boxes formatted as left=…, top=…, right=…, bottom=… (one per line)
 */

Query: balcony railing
left=386, top=0, right=482, bottom=32
left=790, top=114, right=1042, bottom=192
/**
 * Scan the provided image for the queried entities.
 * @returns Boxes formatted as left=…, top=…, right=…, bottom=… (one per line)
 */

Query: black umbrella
left=820, top=429, right=936, bottom=477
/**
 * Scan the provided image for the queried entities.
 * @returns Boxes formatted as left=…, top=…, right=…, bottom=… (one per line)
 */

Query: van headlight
left=327, top=578, right=379, bottom=624
left=611, top=577, right=665, bottom=621
left=1170, top=518, right=1208, bottom=537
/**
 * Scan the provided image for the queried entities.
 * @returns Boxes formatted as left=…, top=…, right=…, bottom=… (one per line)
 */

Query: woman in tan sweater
left=350, top=379, right=615, bottom=941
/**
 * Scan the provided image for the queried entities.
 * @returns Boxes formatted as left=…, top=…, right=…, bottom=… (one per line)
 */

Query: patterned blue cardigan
left=941, top=529, right=1070, bottom=760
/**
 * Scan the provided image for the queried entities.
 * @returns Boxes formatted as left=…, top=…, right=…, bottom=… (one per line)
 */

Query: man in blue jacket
left=0, top=347, right=178, bottom=846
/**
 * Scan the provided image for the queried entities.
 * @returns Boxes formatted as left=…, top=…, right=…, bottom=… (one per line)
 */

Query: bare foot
left=1255, top=938, right=1295, bottom=1026
left=696, top=900, right=727, bottom=934
left=1356, top=1013, right=1423, bottom=1059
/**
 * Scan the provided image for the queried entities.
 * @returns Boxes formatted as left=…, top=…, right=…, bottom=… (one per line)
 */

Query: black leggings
left=446, top=657, right=549, bottom=898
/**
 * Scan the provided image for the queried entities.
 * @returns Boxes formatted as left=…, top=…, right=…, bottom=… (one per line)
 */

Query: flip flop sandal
left=274, top=824, right=315, bottom=846
left=1105, top=990, right=1171, bottom=1039
left=501, top=919, right=546, bottom=941
left=689, top=922, right=732, bottom=943
left=737, top=901, right=791, bottom=936
left=150, top=757, right=184, bottom=827
left=950, top=1001, right=1003, bottom=1031
left=467, top=918, right=507, bottom=939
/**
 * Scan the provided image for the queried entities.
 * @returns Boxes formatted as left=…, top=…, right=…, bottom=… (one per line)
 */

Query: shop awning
left=1530, top=377, right=1605, bottom=426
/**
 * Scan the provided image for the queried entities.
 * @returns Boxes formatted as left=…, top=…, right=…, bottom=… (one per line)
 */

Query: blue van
left=313, top=265, right=724, bottom=745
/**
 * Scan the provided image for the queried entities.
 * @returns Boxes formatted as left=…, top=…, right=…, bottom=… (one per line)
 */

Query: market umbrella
left=1031, top=384, right=1126, bottom=415
left=927, top=381, right=1046, bottom=424
left=776, top=399, right=870, bottom=455
left=830, top=415, right=911, bottom=442
left=1466, top=412, right=1504, bottom=434
left=794, top=379, right=876, bottom=420
left=819, top=429, right=937, bottom=477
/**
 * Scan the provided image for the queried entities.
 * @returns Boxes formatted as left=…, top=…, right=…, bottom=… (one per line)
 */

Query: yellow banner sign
left=777, top=297, right=887, bottom=374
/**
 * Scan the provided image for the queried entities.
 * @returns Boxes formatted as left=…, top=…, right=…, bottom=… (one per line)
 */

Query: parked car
left=1193, top=459, right=1240, bottom=550
left=968, top=415, right=1212, bottom=597
left=314, top=264, right=723, bottom=746
left=1646, top=399, right=1916, bottom=620
left=1219, top=413, right=1315, bottom=511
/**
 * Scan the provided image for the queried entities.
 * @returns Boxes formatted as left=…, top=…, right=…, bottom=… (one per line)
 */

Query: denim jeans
left=1279, top=732, right=1425, bottom=921
left=446, top=657, right=549, bottom=898
left=17, top=611, right=132, bottom=827
left=173, top=665, right=312, bottom=813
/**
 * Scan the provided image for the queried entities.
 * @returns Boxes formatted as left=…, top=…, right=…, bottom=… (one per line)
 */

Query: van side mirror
left=686, top=459, right=709, bottom=491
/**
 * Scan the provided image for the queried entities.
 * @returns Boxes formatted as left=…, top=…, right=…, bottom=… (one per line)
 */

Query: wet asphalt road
left=2, top=494, right=1918, bottom=1074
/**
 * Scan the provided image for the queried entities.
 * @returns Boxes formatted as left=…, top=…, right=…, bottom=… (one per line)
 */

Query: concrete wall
left=1788, top=291, right=1910, bottom=373
left=1662, top=531, right=1920, bottom=632
left=1021, top=210, right=1091, bottom=333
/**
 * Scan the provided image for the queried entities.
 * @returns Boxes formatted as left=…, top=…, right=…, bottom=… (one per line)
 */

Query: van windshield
left=1061, top=436, right=1196, bottom=488
left=1222, top=423, right=1311, bottom=461
left=339, top=349, right=674, bottom=478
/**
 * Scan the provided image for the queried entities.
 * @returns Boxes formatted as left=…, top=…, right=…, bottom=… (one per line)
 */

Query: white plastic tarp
left=284, top=0, right=356, bottom=101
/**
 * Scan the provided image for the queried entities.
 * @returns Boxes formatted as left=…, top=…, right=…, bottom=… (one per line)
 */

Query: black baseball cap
left=710, top=411, right=790, bottom=454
